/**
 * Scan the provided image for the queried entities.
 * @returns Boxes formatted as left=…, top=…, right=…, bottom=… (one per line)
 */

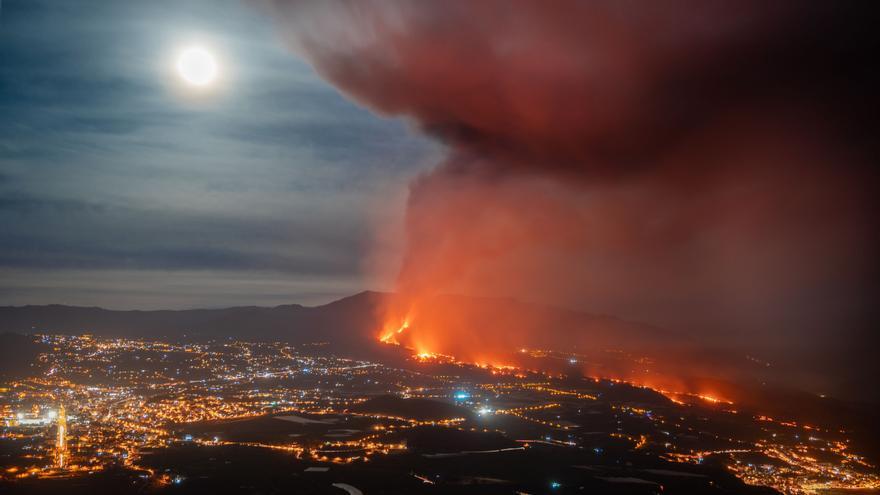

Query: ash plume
left=260, top=1, right=879, bottom=398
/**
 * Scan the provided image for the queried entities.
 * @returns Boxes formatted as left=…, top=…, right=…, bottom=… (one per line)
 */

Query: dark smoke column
left=260, top=0, right=879, bottom=400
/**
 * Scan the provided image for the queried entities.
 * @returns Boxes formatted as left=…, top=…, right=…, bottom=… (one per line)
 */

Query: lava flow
left=378, top=319, right=409, bottom=345
left=375, top=313, right=737, bottom=407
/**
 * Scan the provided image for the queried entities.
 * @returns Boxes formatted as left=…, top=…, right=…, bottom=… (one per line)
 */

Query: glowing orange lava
left=375, top=302, right=736, bottom=407
left=379, top=319, right=410, bottom=345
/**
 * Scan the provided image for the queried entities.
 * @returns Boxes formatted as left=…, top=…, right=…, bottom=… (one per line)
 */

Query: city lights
left=1, top=334, right=877, bottom=494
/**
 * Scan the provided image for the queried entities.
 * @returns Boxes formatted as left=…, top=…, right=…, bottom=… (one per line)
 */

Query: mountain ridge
left=0, top=290, right=664, bottom=340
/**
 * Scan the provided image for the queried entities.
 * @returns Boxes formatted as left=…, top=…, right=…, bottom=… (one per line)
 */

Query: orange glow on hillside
left=378, top=318, right=410, bottom=345
left=376, top=308, right=735, bottom=406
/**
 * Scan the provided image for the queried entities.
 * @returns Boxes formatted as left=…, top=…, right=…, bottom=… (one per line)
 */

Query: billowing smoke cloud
left=261, top=1, right=878, bottom=398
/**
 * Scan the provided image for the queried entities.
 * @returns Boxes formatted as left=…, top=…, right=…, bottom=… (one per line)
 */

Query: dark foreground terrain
left=3, top=442, right=781, bottom=495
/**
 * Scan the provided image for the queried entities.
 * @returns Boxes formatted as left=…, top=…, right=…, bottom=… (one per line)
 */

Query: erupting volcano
left=4, top=1, right=880, bottom=494
left=261, top=0, right=880, bottom=403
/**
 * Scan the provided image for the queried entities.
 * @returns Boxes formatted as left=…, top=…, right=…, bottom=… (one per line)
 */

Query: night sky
left=0, top=0, right=437, bottom=308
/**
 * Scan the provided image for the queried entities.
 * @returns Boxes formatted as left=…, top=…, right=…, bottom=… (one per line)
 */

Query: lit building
left=56, top=405, right=68, bottom=469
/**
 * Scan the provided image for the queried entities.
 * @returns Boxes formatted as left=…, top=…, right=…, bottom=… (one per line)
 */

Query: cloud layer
left=0, top=0, right=436, bottom=307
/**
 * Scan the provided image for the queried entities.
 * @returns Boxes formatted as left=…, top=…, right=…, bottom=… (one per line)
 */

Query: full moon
left=176, top=47, right=218, bottom=86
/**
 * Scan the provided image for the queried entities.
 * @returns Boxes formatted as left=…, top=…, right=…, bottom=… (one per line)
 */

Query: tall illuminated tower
left=56, top=405, right=67, bottom=469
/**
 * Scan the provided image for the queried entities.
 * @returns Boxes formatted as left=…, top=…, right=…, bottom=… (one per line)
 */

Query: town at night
left=2, top=330, right=878, bottom=494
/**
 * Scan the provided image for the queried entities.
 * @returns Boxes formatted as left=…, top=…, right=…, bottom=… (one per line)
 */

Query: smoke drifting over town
left=261, top=1, right=878, bottom=396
